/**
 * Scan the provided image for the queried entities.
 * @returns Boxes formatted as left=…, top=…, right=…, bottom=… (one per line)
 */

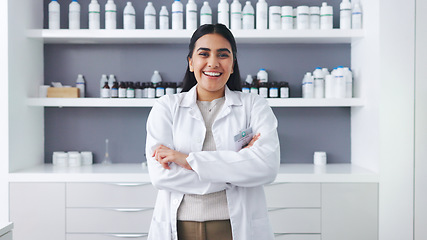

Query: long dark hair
left=181, top=24, right=242, bottom=92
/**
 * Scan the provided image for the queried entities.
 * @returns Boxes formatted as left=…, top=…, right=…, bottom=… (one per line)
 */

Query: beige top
left=177, top=96, right=230, bottom=222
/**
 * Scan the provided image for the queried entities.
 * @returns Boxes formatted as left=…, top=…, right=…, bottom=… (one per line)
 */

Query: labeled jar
left=147, top=82, right=156, bottom=98
left=68, top=151, right=82, bottom=167
left=53, top=151, right=67, bottom=167
left=259, top=82, right=268, bottom=98
left=165, top=82, right=176, bottom=95
left=269, top=82, right=279, bottom=98
left=155, top=82, right=165, bottom=98
left=280, top=82, right=290, bottom=98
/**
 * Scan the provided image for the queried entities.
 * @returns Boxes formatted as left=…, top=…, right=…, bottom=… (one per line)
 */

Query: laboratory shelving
left=27, top=97, right=364, bottom=108
left=27, top=29, right=364, bottom=44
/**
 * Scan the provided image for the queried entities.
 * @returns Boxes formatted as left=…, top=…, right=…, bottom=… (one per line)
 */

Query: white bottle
left=297, top=6, right=309, bottom=30
left=100, top=74, right=108, bottom=97
left=48, top=0, right=60, bottom=29
left=108, top=74, right=116, bottom=88
left=302, top=72, right=314, bottom=98
left=123, top=2, right=136, bottom=30
left=186, top=0, right=198, bottom=30
left=335, top=66, right=346, bottom=98
left=88, top=0, right=100, bottom=29
left=76, top=74, right=85, bottom=98
left=344, top=67, right=353, bottom=98
left=324, top=74, right=334, bottom=98
left=160, top=6, right=169, bottom=30
left=172, top=0, right=184, bottom=30
left=352, top=3, right=362, bottom=29
left=218, top=0, right=230, bottom=28
left=313, top=68, right=325, bottom=98
left=322, top=67, right=330, bottom=76
left=69, top=0, right=80, bottom=29
left=269, top=6, right=281, bottom=30
left=200, top=2, right=212, bottom=26
left=257, top=68, right=268, bottom=83
left=151, top=70, right=162, bottom=84
left=309, top=6, right=320, bottom=29
left=281, top=6, right=293, bottom=30
left=340, top=0, right=352, bottom=29
left=242, top=1, right=254, bottom=29
left=320, top=2, right=333, bottom=30
left=231, top=0, right=242, bottom=30
left=256, top=0, right=268, bottom=30
left=105, top=0, right=117, bottom=29
left=145, top=2, right=156, bottom=30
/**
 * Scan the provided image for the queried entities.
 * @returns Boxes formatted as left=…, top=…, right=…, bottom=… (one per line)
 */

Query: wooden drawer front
left=67, top=233, right=148, bottom=240
left=67, top=183, right=157, bottom=207
left=275, top=234, right=321, bottom=240
left=67, top=208, right=153, bottom=233
left=269, top=209, right=321, bottom=233
left=265, top=183, right=321, bottom=208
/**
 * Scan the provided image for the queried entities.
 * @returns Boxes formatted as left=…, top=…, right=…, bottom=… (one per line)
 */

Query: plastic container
left=76, top=74, right=85, bottom=98
left=344, top=67, right=353, bottom=98
left=88, top=0, right=100, bottom=29
left=256, top=0, right=268, bottom=30
left=53, top=151, right=67, bottom=167
left=280, top=82, right=289, bottom=98
left=81, top=151, right=93, bottom=165
left=340, top=0, right=352, bottom=29
left=352, top=3, right=362, bottom=29
left=309, top=6, right=320, bottom=29
left=269, top=6, right=281, bottom=30
left=105, top=0, right=117, bottom=29
left=218, top=0, right=230, bottom=28
left=172, top=0, right=184, bottom=30
left=200, top=1, right=212, bottom=25
left=302, top=72, right=314, bottom=98
left=123, top=2, right=136, bottom=30
left=151, top=70, right=162, bottom=84
left=145, top=2, right=156, bottom=30
left=48, top=0, right=60, bottom=29
left=259, top=82, right=268, bottom=98
left=297, top=6, right=309, bottom=30
left=313, top=67, right=325, bottom=98
left=257, top=68, right=268, bottom=83
left=69, top=0, right=80, bottom=29
left=159, top=6, right=169, bottom=30
left=68, top=152, right=82, bottom=167
left=281, top=6, right=293, bottom=30
left=314, top=151, right=327, bottom=165
left=231, top=0, right=242, bottom=30
left=186, top=0, right=197, bottom=30
left=335, top=66, right=346, bottom=98
left=99, top=74, right=108, bottom=97
left=242, top=1, right=255, bottom=29
left=324, top=74, right=334, bottom=98
left=320, top=2, right=333, bottom=30
left=269, top=82, right=279, bottom=98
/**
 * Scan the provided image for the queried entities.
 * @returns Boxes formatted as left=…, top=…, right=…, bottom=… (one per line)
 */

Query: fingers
left=244, top=133, right=261, bottom=149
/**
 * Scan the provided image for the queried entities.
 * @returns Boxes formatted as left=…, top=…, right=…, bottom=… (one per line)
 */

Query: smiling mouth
left=203, top=71, right=222, bottom=77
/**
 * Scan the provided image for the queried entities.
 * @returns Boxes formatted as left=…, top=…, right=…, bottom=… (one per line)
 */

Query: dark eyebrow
left=196, top=47, right=231, bottom=54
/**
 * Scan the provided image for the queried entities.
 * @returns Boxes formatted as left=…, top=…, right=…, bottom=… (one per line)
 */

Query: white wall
left=0, top=0, right=9, bottom=223
left=415, top=0, right=427, bottom=238
left=379, top=0, right=415, bottom=239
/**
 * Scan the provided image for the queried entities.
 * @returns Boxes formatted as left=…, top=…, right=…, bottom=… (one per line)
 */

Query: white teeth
left=203, top=71, right=221, bottom=77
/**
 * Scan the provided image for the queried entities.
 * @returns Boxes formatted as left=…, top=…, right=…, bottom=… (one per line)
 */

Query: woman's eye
left=219, top=53, right=229, bottom=58
left=199, top=52, right=209, bottom=57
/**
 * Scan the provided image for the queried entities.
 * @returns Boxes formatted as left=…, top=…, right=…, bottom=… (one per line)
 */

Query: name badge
left=234, top=127, right=254, bottom=151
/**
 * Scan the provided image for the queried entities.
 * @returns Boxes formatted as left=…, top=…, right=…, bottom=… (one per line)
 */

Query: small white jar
left=314, top=151, right=327, bottom=165
left=53, top=151, right=68, bottom=167
left=81, top=151, right=93, bottom=165
left=68, top=151, right=82, bottom=167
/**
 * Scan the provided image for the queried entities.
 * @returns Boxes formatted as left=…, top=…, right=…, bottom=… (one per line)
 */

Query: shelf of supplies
left=27, top=29, right=364, bottom=44
left=27, top=97, right=364, bottom=108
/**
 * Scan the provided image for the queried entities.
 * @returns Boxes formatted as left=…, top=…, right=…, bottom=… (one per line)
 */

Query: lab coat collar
left=180, top=84, right=242, bottom=108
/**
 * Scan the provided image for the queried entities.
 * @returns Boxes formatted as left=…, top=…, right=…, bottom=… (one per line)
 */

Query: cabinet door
left=265, top=183, right=321, bottom=208
left=274, top=234, right=321, bottom=240
left=66, top=183, right=157, bottom=208
left=0, top=232, right=13, bottom=240
left=269, top=208, right=321, bottom=234
left=322, top=183, right=378, bottom=240
left=9, top=182, right=65, bottom=240
left=67, top=233, right=148, bottom=240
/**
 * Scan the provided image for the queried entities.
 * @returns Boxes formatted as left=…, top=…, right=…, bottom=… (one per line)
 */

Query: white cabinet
left=0, top=223, right=13, bottom=240
left=9, top=183, right=65, bottom=240
left=322, top=183, right=378, bottom=240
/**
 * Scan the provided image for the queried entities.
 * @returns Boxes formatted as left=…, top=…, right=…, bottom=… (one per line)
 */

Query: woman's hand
left=152, top=145, right=192, bottom=170
left=242, top=133, right=261, bottom=150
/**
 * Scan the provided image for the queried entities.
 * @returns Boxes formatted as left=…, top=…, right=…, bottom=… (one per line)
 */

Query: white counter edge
left=8, top=163, right=379, bottom=183
left=0, top=223, right=13, bottom=237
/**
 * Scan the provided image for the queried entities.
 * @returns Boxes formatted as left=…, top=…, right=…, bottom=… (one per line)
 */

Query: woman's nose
left=207, top=56, right=219, bottom=68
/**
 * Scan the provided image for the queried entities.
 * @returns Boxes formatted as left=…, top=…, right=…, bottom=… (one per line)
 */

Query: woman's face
left=189, top=33, right=234, bottom=100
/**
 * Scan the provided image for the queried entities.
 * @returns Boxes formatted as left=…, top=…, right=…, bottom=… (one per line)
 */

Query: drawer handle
left=109, top=233, right=148, bottom=238
left=113, top=208, right=153, bottom=212
left=268, top=207, right=287, bottom=212
left=111, top=183, right=151, bottom=187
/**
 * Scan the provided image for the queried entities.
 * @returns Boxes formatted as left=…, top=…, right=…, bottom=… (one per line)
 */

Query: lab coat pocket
left=148, top=218, right=171, bottom=240
left=251, top=216, right=274, bottom=240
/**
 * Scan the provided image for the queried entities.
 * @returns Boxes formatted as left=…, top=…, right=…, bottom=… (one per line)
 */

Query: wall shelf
left=27, top=29, right=364, bottom=44
left=27, top=97, right=364, bottom=108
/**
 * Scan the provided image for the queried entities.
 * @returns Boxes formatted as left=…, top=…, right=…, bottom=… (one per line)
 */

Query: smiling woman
left=146, top=24, right=280, bottom=240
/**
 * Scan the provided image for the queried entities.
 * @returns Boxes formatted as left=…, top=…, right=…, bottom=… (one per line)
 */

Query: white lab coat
left=146, top=85, right=280, bottom=240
